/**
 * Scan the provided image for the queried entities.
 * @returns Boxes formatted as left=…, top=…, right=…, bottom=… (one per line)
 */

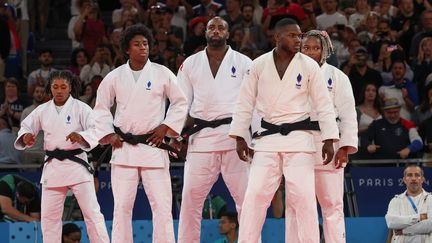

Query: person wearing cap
left=175, top=17, right=252, bottom=243
left=301, top=30, right=358, bottom=243
left=343, top=45, right=383, bottom=104
left=183, top=16, right=208, bottom=56
left=366, top=98, right=423, bottom=159
left=385, top=164, right=432, bottom=243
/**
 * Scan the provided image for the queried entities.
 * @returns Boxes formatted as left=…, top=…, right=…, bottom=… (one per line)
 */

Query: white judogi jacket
left=177, top=47, right=252, bottom=152
left=93, top=60, right=188, bottom=167
left=311, top=63, right=358, bottom=167
left=386, top=190, right=432, bottom=243
left=15, top=97, right=96, bottom=187
left=229, top=51, right=339, bottom=152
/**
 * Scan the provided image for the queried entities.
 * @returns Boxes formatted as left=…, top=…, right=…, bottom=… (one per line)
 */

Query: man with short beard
left=27, top=48, right=57, bottom=97
left=385, top=165, right=432, bottom=242
left=367, top=98, right=423, bottom=159
left=175, top=16, right=252, bottom=243
left=20, top=84, right=45, bottom=164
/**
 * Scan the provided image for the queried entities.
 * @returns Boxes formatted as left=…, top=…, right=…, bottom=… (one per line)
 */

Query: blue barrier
left=0, top=218, right=388, bottom=243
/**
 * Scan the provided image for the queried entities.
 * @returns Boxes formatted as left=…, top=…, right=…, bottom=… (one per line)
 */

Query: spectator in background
left=232, top=2, right=269, bottom=56
left=192, top=0, right=226, bottom=19
left=316, top=0, right=348, bottom=31
left=215, top=212, right=239, bottom=243
left=165, top=0, right=194, bottom=40
left=412, top=83, right=432, bottom=126
left=379, top=49, right=414, bottom=85
left=161, top=7, right=184, bottom=50
left=0, top=174, right=40, bottom=221
left=412, top=37, right=432, bottom=94
left=348, top=0, right=370, bottom=30
left=73, top=2, right=108, bottom=57
left=183, top=17, right=207, bottom=56
left=109, top=28, right=126, bottom=67
left=356, top=82, right=382, bottom=158
left=409, top=10, right=432, bottom=61
left=385, top=165, right=432, bottom=242
left=9, top=0, right=30, bottom=77
left=37, top=0, right=49, bottom=41
left=0, top=78, right=27, bottom=130
left=20, top=84, right=45, bottom=164
left=112, top=0, right=144, bottom=29
left=27, top=48, right=56, bottom=97
left=0, top=116, right=21, bottom=164
left=367, top=98, right=423, bottom=159
left=0, top=1, right=11, bottom=83
left=373, top=0, right=397, bottom=21
left=222, top=0, right=243, bottom=27
left=62, top=223, right=81, bottom=243
left=343, top=46, right=383, bottom=104
left=333, top=26, right=358, bottom=65
left=391, top=0, right=419, bottom=58
left=80, top=44, right=113, bottom=85
left=379, top=59, right=419, bottom=120
left=357, top=11, right=379, bottom=46
left=68, top=0, right=93, bottom=49
left=69, top=48, right=89, bottom=80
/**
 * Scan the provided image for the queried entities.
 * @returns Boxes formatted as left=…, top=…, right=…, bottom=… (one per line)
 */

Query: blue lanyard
left=406, top=193, right=418, bottom=214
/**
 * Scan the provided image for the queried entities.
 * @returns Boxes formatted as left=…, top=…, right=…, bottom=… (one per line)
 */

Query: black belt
left=45, top=149, right=95, bottom=174
left=114, top=126, right=180, bottom=156
left=252, top=118, right=320, bottom=138
left=177, top=117, right=232, bottom=142
left=310, top=121, right=321, bottom=131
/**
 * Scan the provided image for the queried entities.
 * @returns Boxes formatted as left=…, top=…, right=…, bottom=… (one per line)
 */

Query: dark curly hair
left=120, top=24, right=154, bottom=58
left=45, top=70, right=81, bottom=99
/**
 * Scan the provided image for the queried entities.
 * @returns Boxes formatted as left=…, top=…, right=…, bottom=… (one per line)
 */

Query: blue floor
left=0, top=217, right=388, bottom=243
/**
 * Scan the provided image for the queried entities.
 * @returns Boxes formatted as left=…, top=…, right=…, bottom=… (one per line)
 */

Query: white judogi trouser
left=238, top=151, right=319, bottom=243
left=178, top=150, right=249, bottom=243
left=314, top=138, right=346, bottom=243
left=41, top=181, right=109, bottom=243
left=111, top=164, right=175, bottom=243
left=315, top=167, right=345, bottom=243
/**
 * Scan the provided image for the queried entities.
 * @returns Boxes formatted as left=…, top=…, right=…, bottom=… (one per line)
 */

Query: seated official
left=0, top=174, right=40, bottom=221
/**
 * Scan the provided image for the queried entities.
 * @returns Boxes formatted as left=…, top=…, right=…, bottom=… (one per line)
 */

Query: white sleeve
left=163, top=71, right=188, bottom=136
left=14, top=106, right=42, bottom=150
left=229, top=63, right=258, bottom=140
left=309, top=65, right=339, bottom=141
left=334, top=72, right=358, bottom=153
left=77, top=103, right=98, bottom=151
left=92, top=73, right=116, bottom=143
left=385, top=198, right=420, bottom=229
left=402, top=220, right=432, bottom=235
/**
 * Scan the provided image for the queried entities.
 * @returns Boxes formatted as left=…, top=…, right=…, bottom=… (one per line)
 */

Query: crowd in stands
left=0, top=0, right=432, bottom=162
